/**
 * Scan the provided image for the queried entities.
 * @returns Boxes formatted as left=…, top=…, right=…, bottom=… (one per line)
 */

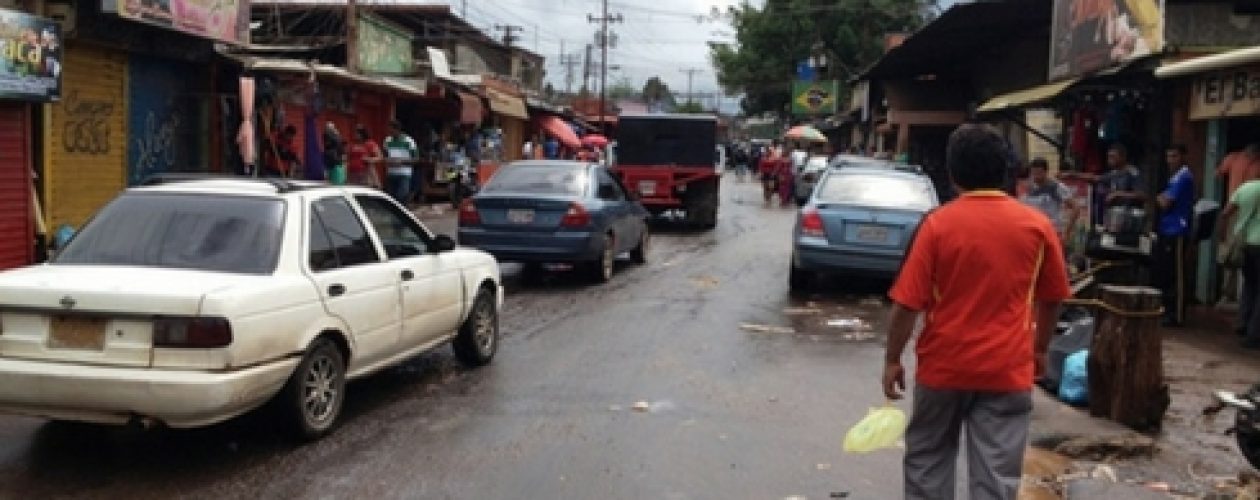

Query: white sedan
left=0, top=177, right=502, bottom=439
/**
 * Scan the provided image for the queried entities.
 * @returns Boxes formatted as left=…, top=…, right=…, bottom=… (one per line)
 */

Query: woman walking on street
left=346, top=125, right=383, bottom=188
left=759, top=144, right=783, bottom=206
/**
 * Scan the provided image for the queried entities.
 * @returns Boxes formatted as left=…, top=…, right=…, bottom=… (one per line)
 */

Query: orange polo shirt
left=890, top=191, right=1072, bottom=392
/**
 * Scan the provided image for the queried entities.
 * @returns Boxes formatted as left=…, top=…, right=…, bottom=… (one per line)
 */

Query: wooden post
left=1087, top=285, right=1170, bottom=431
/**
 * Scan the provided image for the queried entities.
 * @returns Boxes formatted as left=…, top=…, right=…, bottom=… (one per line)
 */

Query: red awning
left=536, top=115, right=580, bottom=149
left=457, top=91, right=484, bottom=125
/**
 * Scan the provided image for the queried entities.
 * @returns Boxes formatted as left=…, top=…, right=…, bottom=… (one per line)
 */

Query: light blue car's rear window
left=817, top=173, right=935, bottom=210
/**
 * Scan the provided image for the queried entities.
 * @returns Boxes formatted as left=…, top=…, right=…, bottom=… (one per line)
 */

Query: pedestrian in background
left=346, top=125, right=383, bottom=188
left=383, top=120, right=418, bottom=205
left=1221, top=177, right=1260, bottom=348
left=884, top=124, right=1071, bottom=500
left=323, top=122, right=346, bottom=185
left=1019, top=158, right=1079, bottom=242
left=1217, top=142, right=1260, bottom=302
left=758, top=143, right=783, bottom=207
left=1154, top=144, right=1195, bottom=327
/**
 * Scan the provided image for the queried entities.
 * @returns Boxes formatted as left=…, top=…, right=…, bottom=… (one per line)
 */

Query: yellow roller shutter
left=44, top=43, right=128, bottom=231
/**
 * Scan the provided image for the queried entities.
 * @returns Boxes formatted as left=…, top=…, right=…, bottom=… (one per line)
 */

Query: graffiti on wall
left=61, top=90, right=114, bottom=155
left=133, top=109, right=181, bottom=178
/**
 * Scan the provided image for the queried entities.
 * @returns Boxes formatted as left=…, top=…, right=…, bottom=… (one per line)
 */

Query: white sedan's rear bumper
left=0, top=356, right=300, bottom=428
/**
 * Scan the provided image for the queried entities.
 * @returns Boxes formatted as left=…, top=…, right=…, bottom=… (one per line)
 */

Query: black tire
left=630, top=226, right=649, bottom=264
left=586, top=234, right=615, bottom=283
left=453, top=289, right=499, bottom=367
left=279, top=337, right=346, bottom=441
left=789, top=262, right=813, bottom=292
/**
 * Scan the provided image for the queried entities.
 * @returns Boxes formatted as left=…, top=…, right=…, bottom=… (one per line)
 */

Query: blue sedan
left=789, top=164, right=939, bottom=290
left=458, top=160, right=650, bottom=283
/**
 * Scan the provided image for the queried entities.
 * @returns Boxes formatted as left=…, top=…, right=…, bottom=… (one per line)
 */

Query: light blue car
left=789, top=163, right=940, bottom=290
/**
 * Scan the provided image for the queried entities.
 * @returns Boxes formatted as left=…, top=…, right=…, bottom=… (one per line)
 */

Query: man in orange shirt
left=883, top=125, right=1072, bottom=499
left=1218, top=143, right=1260, bottom=202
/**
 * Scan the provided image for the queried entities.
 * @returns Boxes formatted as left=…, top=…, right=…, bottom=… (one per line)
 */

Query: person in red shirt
left=345, top=125, right=383, bottom=188
left=757, top=143, right=786, bottom=207
left=883, top=124, right=1071, bottom=500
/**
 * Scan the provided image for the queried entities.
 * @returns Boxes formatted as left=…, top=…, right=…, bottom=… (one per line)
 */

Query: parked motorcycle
left=1207, top=386, right=1260, bottom=469
left=447, top=160, right=478, bottom=207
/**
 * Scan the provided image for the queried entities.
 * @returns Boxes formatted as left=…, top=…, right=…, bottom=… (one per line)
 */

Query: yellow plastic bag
left=843, top=404, right=908, bottom=453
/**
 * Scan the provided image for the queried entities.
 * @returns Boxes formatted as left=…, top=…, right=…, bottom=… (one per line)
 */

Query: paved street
left=0, top=177, right=905, bottom=499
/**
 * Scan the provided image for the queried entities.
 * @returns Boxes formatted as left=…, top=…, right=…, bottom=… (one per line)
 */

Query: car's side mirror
left=432, top=235, right=456, bottom=253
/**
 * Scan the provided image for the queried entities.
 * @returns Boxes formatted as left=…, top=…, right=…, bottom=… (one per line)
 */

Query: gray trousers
left=904, top=385, right=1032, bottom=500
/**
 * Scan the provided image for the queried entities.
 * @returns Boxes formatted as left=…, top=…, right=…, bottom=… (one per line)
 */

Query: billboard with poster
left=102, top=0, right=248, bottom=45
left=0, top=9, right=60, bottom=101
left=1049, top=0, right=1164, bottom=81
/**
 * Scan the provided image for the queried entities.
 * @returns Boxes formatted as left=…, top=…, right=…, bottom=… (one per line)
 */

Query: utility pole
left=559, top=43, right=582, bottom=95
left=588, top=2, right=622, bottom=130
left=494, top=24, right=523, bottom=46
left=679, top=67, right=703, bottom=104
left=461, top=0, right=466, bottom=19
left=582, top=43, right=593, bottom=94
left=345, top=0, right=357, bottom=73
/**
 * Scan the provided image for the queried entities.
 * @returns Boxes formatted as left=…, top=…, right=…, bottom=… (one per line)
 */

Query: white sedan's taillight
left=153, top=316, right=233, bottom=348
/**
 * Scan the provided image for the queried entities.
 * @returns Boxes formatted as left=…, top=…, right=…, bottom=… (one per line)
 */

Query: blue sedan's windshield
left=483, top=165, right=588, bottom=196
left=817, top=173, right=936, bottom=211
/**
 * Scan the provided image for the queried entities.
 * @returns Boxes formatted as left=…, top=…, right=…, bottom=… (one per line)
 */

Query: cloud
left=458, top=0, right=748, bottom=111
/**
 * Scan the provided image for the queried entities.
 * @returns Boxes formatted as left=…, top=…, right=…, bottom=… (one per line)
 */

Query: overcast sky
left=454, top=0, right=750, bottom=113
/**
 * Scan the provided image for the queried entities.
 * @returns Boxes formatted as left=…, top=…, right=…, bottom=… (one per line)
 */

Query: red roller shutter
left=0, top=103, right=32, bottom=270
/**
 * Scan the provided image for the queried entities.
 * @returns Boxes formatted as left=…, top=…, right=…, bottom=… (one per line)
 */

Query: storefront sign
left=791, top=80, right=838, bottom=116
left=102, top=0, right=248, bottom=45
left=0, top=9, right=61, bottom=101
left=1024, top=109, right=1063, bottom=173
left=1049, top=0, right=1164, bottom=81
left=1189, top=65, right=1260, bottom=121
left=357, top=13, right=413, bottom=75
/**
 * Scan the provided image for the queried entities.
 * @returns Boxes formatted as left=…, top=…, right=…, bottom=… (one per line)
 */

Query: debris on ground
left=1090, top=464, right=1118, bottom=483
left=691, top=276, right=720, bottom=289
left=741, top=323, right=796, bottom=335
left=826, top=318, right=872, bottom=331
left=859, top=297, right=884, bottom=307
left=1052, top=433, right=1157, bottom=461
left=630, top=400, right=675, bottom=414
left=841, top=332, right=876, bottom=341
left=816, top=463, right=832, bottom=471
left=1019, top=447, right=1071, bottom=500
left=784, top=307, right=823, bottom=315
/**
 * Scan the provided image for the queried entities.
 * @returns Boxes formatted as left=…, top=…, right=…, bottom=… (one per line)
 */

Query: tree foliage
left=607, top=77, right=638, bottom=99
left=641, top=77, right=676, bottom=109
left=674, top=101, right=708, bottom=114
left=710, top=0, right=932, bottom=117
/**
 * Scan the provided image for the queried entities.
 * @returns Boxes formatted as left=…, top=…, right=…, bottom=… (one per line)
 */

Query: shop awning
left=536, top=115, right=581, bottom=149
left=487, top=89, right=529, bottom=120
left=1156, top=46, right=1260, bottom=79
left=976, top=78, right=1079, bottom=114
left=457, top=91, right=484, bottom=125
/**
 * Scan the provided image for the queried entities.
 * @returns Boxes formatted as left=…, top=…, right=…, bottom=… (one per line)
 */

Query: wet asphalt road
left=0, top=177, right=903, bottom=499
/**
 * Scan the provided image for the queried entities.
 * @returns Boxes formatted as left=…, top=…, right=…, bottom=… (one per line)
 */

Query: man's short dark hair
left=1029, top=157, right=1049, bottom=170
left=946, top=124, right=1009, bottom=191
left=1167, top=144, right=1187, bottom=155
left=389, top=119, right=402, bottom=129
left=1108, top=143, right=1128, bottom=158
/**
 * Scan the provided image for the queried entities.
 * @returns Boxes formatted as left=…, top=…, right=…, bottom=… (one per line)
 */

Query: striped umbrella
left=784, top=125, right=827, bottom=143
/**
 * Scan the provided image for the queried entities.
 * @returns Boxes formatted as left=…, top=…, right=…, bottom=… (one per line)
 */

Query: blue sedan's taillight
left=801, top=209, right=826, bottom=237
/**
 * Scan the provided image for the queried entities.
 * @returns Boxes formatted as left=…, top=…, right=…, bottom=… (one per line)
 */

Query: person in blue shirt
left=543, top=137, right=560, bottom=159
left=1154, top=144, right=1195, bottom=327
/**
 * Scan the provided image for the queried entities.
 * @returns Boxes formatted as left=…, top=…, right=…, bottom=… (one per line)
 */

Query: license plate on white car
left=856, top=225, right=888, bottom=243
left=48, top=316, right=107, bottom=351
left=507, top=209, right=535, bottom=224
left=638, top=181, right=657, bottom=196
